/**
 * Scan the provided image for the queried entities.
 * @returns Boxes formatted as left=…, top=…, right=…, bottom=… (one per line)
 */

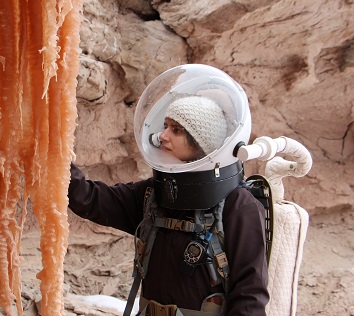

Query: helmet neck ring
left=153, top=160, right=244, bottom=210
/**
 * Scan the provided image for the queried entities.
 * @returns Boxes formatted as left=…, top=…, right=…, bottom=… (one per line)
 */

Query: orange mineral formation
left=0, top=1, right=82, bottom=315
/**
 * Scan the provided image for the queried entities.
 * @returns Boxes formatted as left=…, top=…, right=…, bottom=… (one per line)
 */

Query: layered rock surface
left=17, top=0, right=354, bottom=315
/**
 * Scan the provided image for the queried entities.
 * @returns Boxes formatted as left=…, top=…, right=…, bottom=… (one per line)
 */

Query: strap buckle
left=165, top=218, right=194, bottom=232
left=215, top=252, right=229, bottom=279
left=148, top=300, right=177, bottom=316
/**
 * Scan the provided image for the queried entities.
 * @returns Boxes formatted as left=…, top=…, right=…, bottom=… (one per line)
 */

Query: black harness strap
left=123, top=273, right=141, bottom=316
left=124, top=189, right=159, bottom=316
left=123, top=176, right=274, bottom=315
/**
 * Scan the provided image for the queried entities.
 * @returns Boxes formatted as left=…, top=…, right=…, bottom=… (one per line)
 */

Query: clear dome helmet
left=134, top=64, right=251, bottom=210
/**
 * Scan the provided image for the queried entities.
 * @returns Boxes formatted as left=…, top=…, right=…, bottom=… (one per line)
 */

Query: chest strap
left=154, top=217, right=206, bottom=233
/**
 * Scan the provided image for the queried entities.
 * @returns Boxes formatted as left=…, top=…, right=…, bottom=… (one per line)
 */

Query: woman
left=68, top=64, right=269, bottom=315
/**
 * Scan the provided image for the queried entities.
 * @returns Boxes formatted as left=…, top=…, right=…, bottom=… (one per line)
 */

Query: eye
left=171, top=126, right=180, bottom=134
left=163, top=120, right=185, bottom=135
left=171, top=125, right=185, bottom=135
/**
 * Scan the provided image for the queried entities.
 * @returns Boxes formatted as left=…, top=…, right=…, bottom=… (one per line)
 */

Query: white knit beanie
left=165, top=96, right=227, bottom=155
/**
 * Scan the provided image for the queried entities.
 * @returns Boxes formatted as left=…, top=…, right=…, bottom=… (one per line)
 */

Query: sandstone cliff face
left=40, top=0, right=354, bottom=315
left=76, top=0, right=354, bottom=215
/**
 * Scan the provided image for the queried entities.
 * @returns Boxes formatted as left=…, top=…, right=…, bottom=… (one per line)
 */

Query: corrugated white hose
left=237, top=136, right=313, bottom=201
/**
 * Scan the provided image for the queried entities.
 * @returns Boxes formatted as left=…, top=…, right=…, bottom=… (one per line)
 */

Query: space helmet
left=134, top=64, right=251, bottom=210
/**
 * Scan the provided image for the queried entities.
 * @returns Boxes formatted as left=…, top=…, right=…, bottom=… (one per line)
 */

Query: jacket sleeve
left=68, top=163, right=150, bottom=235
left=223, top=188, right=269, bottom=315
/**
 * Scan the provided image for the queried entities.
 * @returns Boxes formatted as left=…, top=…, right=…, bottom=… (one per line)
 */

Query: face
left=159, top=118, right=204, bottom=162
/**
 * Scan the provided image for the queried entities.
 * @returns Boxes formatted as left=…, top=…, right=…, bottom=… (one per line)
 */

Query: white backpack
left=245, top=137, right=312, bottom=316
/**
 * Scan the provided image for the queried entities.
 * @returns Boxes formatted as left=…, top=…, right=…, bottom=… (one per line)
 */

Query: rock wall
left=20, top=0, right=354, bottom=315
left=75, top=0, right=354, bottom=215
left=65, top=1, right=353, bottom=314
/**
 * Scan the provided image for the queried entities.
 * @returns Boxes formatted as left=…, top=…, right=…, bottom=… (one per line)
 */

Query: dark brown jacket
left=68, top=163, right=269, bottom=315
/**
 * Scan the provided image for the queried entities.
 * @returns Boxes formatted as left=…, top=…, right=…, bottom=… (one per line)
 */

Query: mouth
left=161, top=145, right=171, bottom=152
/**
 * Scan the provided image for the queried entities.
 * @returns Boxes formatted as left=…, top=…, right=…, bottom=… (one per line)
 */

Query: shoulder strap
left=206, top=176, right=274, bottom=295
left=202, top=201, right=230, bottom=292
left=207, top=175, right=274, bottom=296
left=124, top=187, right=159, bottom=316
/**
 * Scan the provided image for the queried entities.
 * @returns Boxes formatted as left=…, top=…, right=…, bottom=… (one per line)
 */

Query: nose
left=159, top=129, right=170, bottom=142
left=159, top=130, right=168, bottom=141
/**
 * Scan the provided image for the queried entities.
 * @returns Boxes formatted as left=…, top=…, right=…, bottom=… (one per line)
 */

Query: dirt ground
left=2, top=205, right=353, bottom=316
left=296, top=208, right=354, bottom=316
